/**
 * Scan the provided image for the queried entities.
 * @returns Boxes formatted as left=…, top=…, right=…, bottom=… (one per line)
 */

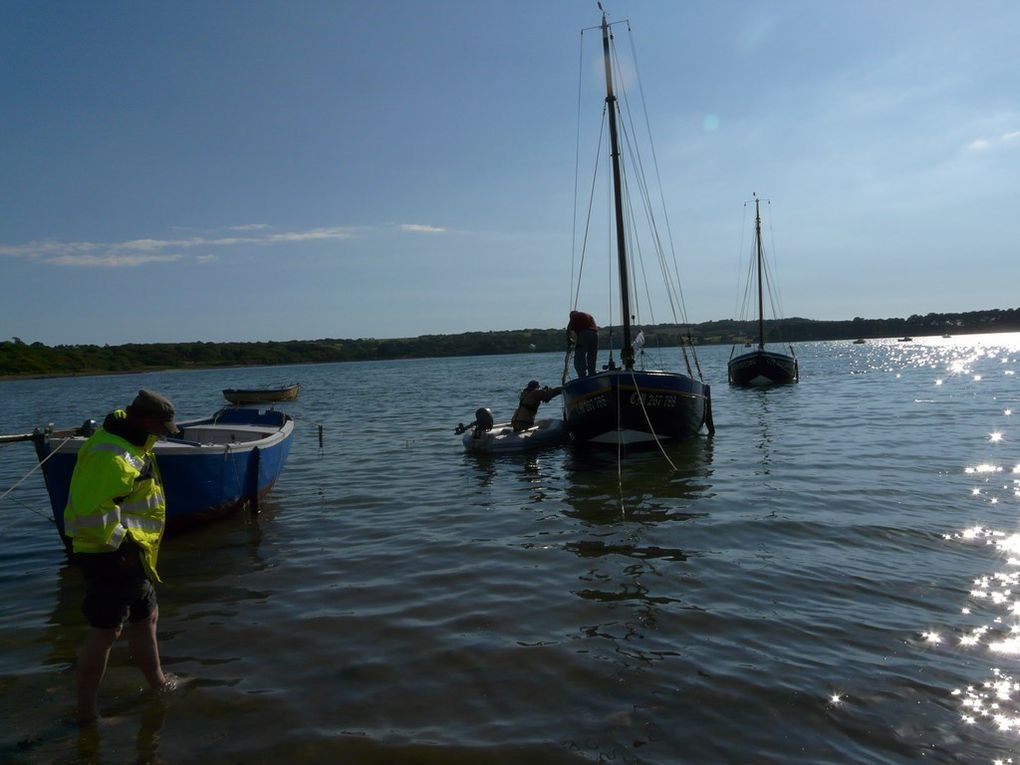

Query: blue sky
left=2, top=0, right=1018, bottom=345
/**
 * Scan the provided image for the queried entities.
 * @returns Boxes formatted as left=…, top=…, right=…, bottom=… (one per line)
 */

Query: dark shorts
left=77, top=544, right=157, bottom=630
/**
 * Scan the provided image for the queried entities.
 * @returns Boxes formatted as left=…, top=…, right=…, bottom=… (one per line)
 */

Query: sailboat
left=727, top=195, right=799, bottom=386
left=562, top=11, right=714, bottom=446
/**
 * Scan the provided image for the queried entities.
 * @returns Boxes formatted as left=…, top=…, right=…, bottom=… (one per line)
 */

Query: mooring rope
left=0, top=435, right=72, bottom=506
left=0, top=435, right=74, bottom=531
left=628, top=369, right=678, bottom=472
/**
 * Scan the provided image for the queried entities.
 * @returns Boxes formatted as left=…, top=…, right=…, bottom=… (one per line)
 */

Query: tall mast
left=600, top=14, right=633, bottom=369
left=754, top=194, right=765, bottom=350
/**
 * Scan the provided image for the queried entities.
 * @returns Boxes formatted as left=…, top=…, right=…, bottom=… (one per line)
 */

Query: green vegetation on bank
left=4, top=308, right=1019, bottom=378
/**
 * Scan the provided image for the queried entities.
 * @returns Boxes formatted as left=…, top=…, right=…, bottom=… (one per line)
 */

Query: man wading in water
left=65, top=390, right=180, bottom=722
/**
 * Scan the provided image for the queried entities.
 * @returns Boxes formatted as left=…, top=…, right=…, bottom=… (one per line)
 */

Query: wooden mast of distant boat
left=601, top=12, right=633, bottom=369
left=754, top=194, right=765, bottom=351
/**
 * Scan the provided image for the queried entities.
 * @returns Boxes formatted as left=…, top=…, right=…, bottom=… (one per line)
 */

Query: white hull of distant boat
left=461, top=419, right=567, bottom=453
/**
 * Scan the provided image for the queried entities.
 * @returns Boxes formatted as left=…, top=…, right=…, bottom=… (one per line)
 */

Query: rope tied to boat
left=0, top=435, right=72, bottom=506
left=0, top=434, right=74, bottom=529
left=627, top=368, right=678, bottom=472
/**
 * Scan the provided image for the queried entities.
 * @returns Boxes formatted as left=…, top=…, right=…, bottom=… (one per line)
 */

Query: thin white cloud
left=48, top=253, right=184, bottom=267
left=0, top=225, right=358, bottom=267
left=965, top=130, right=1020, bottom=152
left=399, top=223, right=447, bottom=233
left=195, top=254, right=218, bottom=264
left=226, top=223, right=269, bottom=231
left=267, top=227, right=356, bottom=242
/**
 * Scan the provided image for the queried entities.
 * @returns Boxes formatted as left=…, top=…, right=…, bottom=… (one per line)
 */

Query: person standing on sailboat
left=567, top=310, right=599, bottom=378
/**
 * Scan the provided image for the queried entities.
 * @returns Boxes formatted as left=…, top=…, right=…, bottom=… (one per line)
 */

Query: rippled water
left=2, top=334, right=1020, bottom=764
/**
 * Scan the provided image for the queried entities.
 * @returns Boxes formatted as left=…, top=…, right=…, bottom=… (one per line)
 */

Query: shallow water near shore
left=2, top=334, right=1020, bottom=764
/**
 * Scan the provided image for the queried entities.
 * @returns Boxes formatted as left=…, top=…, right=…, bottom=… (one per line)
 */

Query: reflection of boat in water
left=561, top=436, right=714, bottom=523
left=727, top=194, right=799, bottom=387
left=33, top=407, right=294, bottom=547
left=561, top=11, right=713, bottom=446
left=223, top=383, right=299, bottom=405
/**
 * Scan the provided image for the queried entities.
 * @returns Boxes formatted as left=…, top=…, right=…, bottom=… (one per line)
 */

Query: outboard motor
left=454, top=407, right=494, bottom=436
left=473, top=407, right=494, bottom=432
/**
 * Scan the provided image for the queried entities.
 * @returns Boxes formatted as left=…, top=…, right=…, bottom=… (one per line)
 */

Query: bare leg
left=127, top=607, right=168, bottom=689
left=78, top=626, right=120, bottom=723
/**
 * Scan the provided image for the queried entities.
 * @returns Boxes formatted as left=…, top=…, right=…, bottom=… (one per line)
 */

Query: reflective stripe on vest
left=120, top=490, right=163, bottom=515
left=108, top=524, right=127, bottom=550
left=64, top=505, right=122, bottom=534
left=123, top=515, right=163, bottom=534
left=86, top=442, right=146, bottom=471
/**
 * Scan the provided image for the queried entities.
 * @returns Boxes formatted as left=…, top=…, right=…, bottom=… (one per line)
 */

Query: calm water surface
left=2, top=335, right=1020, bottom=764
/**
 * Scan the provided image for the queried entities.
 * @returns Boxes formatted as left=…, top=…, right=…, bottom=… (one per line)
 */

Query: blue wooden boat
left=32, top=407, right=294, bottom=543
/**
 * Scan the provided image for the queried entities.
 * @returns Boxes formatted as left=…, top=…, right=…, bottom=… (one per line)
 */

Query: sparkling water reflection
left=1, top=333, right=1020, bottom=763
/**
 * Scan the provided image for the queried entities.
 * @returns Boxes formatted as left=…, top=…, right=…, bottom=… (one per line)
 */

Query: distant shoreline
left=3, top=308, right=1018, bottom=380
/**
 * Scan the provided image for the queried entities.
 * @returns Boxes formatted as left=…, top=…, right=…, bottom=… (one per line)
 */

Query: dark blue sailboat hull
left=728, top=350, right=799, bottom=386
left=563, top=369, right=711, bottom=445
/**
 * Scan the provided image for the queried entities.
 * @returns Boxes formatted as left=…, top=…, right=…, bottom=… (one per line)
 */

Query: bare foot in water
left=156, top=673, right=182, bottom=693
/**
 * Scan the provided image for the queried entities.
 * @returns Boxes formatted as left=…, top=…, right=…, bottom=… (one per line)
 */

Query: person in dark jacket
left=511, top=381, right=562, bottom=432
left=567, top=310, right=599, bottom=378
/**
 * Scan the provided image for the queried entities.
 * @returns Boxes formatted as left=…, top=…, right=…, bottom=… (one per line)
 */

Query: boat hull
left=562, top=369, right=711, bottom=445
left=462, top=418, right=567, bottom=453
left=223, top=384, right=299, bottom=405
left=727, top=350, right=799, bottom=386
left=35, top=408, right=294, bottom=538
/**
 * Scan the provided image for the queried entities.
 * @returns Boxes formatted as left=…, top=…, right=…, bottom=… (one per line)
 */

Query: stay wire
left=624, top=23, right=695, bottom=329
left=574, top=110, right=607, bottom=310
left=571, top=28, right=586, bottom=305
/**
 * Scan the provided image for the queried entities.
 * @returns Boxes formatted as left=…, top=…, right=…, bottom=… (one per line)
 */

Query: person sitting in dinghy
left=511, top=380, right=562, bottom=432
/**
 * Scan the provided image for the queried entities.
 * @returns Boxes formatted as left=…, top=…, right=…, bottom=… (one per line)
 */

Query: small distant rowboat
left=223, top=383, right=299, bottom=405
left=33, top=407, right=294, bottom=544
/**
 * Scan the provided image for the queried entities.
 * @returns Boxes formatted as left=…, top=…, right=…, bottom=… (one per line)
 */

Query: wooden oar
left=0, top=427, right=80, bottom=446
left=0, top=432, right=36, bottom=445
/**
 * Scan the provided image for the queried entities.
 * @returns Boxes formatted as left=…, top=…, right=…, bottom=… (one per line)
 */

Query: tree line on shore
left=3, top=307, right=1019, bottom=378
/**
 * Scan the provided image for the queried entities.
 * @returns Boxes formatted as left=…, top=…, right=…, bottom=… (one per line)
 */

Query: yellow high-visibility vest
left=64, top=415, right=166, bottom=582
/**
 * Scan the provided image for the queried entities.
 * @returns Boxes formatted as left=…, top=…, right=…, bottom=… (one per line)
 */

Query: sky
left=2, top=0, right=1018, bottom=346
